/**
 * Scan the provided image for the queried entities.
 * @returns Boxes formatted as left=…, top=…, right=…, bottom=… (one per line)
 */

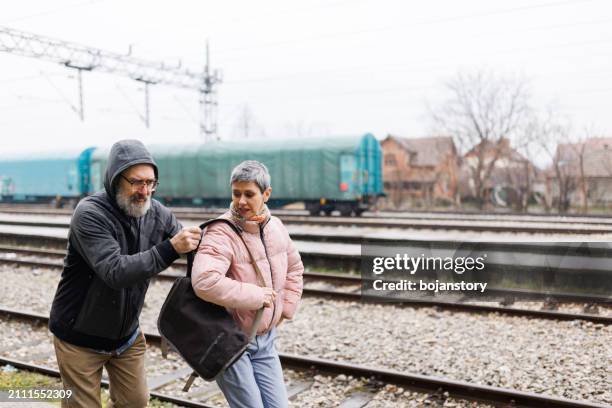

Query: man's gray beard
left=116, top=186, right=151, bottom=218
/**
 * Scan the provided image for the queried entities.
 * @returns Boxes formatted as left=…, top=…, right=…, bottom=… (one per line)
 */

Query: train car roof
left=0, top=147, right=94, bottom=161
left=90, top=133, right=377, bottom=159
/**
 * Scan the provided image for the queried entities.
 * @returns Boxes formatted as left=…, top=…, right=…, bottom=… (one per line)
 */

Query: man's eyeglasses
left=121, top=175, right=159, bottom=191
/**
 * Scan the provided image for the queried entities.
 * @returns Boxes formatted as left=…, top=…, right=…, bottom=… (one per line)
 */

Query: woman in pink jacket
left=192, top=160, right=304, bottom=408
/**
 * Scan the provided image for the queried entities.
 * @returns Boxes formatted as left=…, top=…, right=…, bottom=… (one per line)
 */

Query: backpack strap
left=187, top=218, right=266, bottom=288
left=182, top=373, right=198, bottom=392
left=186, top=218, right=241, bottom=278
left=160, top=338, right=169, bottom=359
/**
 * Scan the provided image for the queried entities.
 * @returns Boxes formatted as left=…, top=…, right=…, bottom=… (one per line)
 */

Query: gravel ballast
left=0, top=264, right=609, bottom=405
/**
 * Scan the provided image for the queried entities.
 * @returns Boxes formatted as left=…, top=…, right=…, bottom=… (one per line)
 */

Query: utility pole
left=200, top=41, right=222, bottom=142
left=243, top=105, right=250, bottom=139
left=0, top=26, right=221, bottom=139
left=134, top=78, right=155, bottom=128
left=64, top=62, right=93, bottom=121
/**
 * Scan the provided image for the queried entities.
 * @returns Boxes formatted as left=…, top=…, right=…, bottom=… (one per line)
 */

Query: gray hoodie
left=50, top=140, right=181, bottom=351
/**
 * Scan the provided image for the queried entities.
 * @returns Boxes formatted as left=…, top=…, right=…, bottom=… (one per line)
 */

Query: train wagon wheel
left=339, top=208, right=353, bottom=217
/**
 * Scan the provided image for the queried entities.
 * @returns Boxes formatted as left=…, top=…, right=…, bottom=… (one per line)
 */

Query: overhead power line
left=1, top=0, right=106, bottom=24
left=0, top=26, right=222, bottom=140
left=216, top=0, right=597, bottom=55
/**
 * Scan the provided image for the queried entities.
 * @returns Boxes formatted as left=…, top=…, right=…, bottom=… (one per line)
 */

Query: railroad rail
left=1, top=225, right=611, bottom=295
left=3, top=204, right=612, bottom=226
left=0, top=355, right=214, bottom=408
left=0, top=308, right=607, bottom=408
left=0, top=248, right=609, bottom=324
left=0, top=229, right=358, bottom=271
left=2, top=210, right=612, bottom=235
left=3, top=219, right=612, bottom=250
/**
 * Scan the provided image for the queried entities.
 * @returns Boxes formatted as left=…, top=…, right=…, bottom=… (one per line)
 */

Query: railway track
left=0, top=228, right=359, bottom=271
left=0, top=308, right=607, bottom=408
left=1, top=247, right=609, bottom=324
left=0, top=356, right=214, bottom=408
left=1, top=224, right=610, bottom=297
left=3, top=204, right=612, bottom=226
left=2, top=209, right=612, bottom=235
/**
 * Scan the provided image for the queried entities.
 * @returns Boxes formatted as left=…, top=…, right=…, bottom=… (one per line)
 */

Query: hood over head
left=103, top=139, right=158, bottom=199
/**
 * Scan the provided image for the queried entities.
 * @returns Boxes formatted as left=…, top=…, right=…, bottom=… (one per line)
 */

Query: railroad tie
left=337, top=392, right=374, bottom=408
left=148, top=366, right=194, bottom=391
left=286, top=379, right=314, bottom=400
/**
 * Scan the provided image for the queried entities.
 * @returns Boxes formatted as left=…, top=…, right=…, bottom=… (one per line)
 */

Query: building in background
left=459, top=137, right=538, bottom=210
left=546, top=137, right=612, bottom=211
left=381, top=135, right=458, bottom=209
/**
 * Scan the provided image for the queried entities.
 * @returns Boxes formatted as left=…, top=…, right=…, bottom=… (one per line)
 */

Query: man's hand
left=170, top=227, right=202, bottom=254
left=262, top=287, right=276, bottom=308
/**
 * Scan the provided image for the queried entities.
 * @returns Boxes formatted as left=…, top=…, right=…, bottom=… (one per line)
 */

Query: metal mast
left=0, top=26, right=221, bottom=139
left=200, top=41, right=222, bottom=141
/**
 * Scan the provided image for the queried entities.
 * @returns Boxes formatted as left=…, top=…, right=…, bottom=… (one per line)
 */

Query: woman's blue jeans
left=216, top=328, right=288, bottom=408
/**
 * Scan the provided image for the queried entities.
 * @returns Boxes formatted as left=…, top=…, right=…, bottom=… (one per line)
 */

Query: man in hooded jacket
left=49, top=139, right=201, bottom=407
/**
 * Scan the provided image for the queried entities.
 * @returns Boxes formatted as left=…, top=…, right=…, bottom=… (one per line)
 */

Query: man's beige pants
left=53, top=333, right=149, bottom=408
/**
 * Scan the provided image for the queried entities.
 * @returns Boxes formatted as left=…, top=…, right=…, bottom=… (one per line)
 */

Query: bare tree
left=573, top=125, right=608, bottom=214
left=431, top=70, right=531, bottom=209
left=575, top=135, right=588, bottom=214
left=509, top=124, right=541, bottom=213
left=525, top=109, right=575, bottom=214
left=500, top=155, right=533, bottom=213
left=233, top=104, right=266, bottom=139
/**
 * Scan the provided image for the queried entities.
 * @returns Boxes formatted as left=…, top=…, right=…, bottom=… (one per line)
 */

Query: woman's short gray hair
left=230, top=160, right=271, bottom=192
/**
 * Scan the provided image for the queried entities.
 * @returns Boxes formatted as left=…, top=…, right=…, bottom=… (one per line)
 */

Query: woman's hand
left=262, top=287, right=276, bottom=308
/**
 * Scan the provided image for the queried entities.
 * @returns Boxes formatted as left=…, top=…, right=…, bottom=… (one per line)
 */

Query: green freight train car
left=90, top=133, right=383, bottom=215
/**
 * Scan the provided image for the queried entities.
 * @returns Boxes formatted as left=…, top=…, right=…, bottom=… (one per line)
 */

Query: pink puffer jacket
left=191, top=211, right=304, bottom=335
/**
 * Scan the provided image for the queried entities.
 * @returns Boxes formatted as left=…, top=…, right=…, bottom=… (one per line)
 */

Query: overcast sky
left=1, top=0, right=611, bottom=159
